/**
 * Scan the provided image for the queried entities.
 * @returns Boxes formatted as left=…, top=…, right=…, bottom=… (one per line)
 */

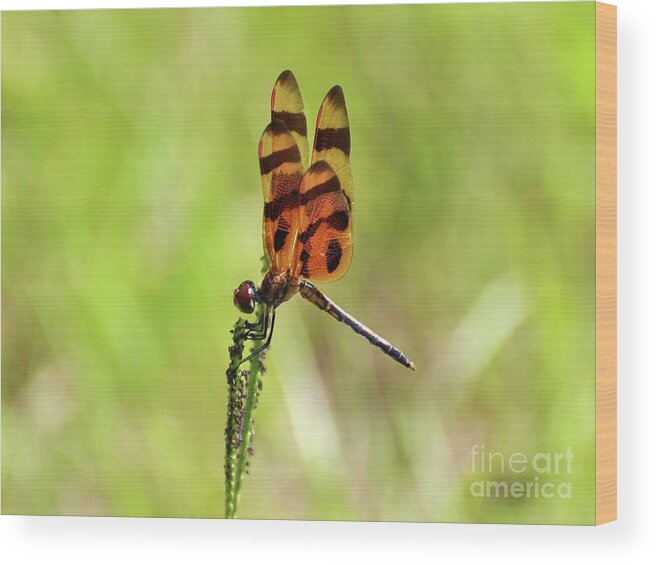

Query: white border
left=2, top=0, right=655, bottom=563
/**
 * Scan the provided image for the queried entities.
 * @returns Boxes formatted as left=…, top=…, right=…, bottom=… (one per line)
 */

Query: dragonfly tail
left=298, top=280, right=416, bottom=371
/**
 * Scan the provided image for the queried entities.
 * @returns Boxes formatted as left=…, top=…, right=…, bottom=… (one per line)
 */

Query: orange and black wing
left=291, top=84, right=354, bottom=282
left=259, top=120, right=304, bottom=274
left=292, top=160, right=352, bottom=282
left=311, top=85, right=354, bottom=210
left=271, top=70, right=310, bottom=170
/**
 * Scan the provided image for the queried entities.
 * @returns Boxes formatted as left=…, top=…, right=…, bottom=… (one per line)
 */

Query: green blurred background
left=2, top=3, right=596, bottom=523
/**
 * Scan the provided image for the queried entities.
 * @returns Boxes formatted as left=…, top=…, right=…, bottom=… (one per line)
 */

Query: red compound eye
left=233, top=281, right=255, bottom=314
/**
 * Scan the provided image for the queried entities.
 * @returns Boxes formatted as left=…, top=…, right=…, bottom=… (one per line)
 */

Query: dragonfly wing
left=271, top=70, right=310, bottom=170
left=293, top=160, right=353, bottom=282
left=312, top=85, right=354, bottom=211
left=259, top=120, right=304, bottom=274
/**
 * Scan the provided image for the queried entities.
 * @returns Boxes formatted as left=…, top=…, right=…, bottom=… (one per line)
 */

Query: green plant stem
left=229, top=342, right=263, bottom=516
left=224, top=306, right=265, bottom=519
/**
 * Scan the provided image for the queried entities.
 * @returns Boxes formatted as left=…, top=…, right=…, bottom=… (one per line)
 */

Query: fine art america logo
left=469, top=445, right=574, bottom=499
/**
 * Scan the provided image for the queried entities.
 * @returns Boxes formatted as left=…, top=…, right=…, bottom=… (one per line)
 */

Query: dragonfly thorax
left=258, top=271, right=298, bottom=308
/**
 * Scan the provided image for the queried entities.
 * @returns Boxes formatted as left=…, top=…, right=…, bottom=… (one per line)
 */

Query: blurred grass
left=2, top=3, right=595, bottom=523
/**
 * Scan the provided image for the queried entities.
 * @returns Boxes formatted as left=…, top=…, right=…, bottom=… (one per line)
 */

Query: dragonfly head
left=233, top=280, right=258, bottom=314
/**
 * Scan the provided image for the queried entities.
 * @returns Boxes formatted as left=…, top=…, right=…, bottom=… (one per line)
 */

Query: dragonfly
left=233, top=70, right=415, bottom=371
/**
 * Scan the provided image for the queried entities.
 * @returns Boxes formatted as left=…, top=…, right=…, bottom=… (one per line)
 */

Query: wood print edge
left=595, top=1, right=617, bottom=525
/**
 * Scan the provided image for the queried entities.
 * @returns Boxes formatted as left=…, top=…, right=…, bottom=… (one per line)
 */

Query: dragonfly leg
left=244, top=308, right=270, bottom=341
left=238, top=310, right=276, bottom=367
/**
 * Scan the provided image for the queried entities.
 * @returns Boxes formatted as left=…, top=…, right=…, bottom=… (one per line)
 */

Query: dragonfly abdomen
left=298, top=280, right=416, bottom=371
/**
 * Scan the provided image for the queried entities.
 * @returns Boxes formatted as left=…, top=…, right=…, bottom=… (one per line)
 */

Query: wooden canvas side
left=595, top=1, right=617, bottom=525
